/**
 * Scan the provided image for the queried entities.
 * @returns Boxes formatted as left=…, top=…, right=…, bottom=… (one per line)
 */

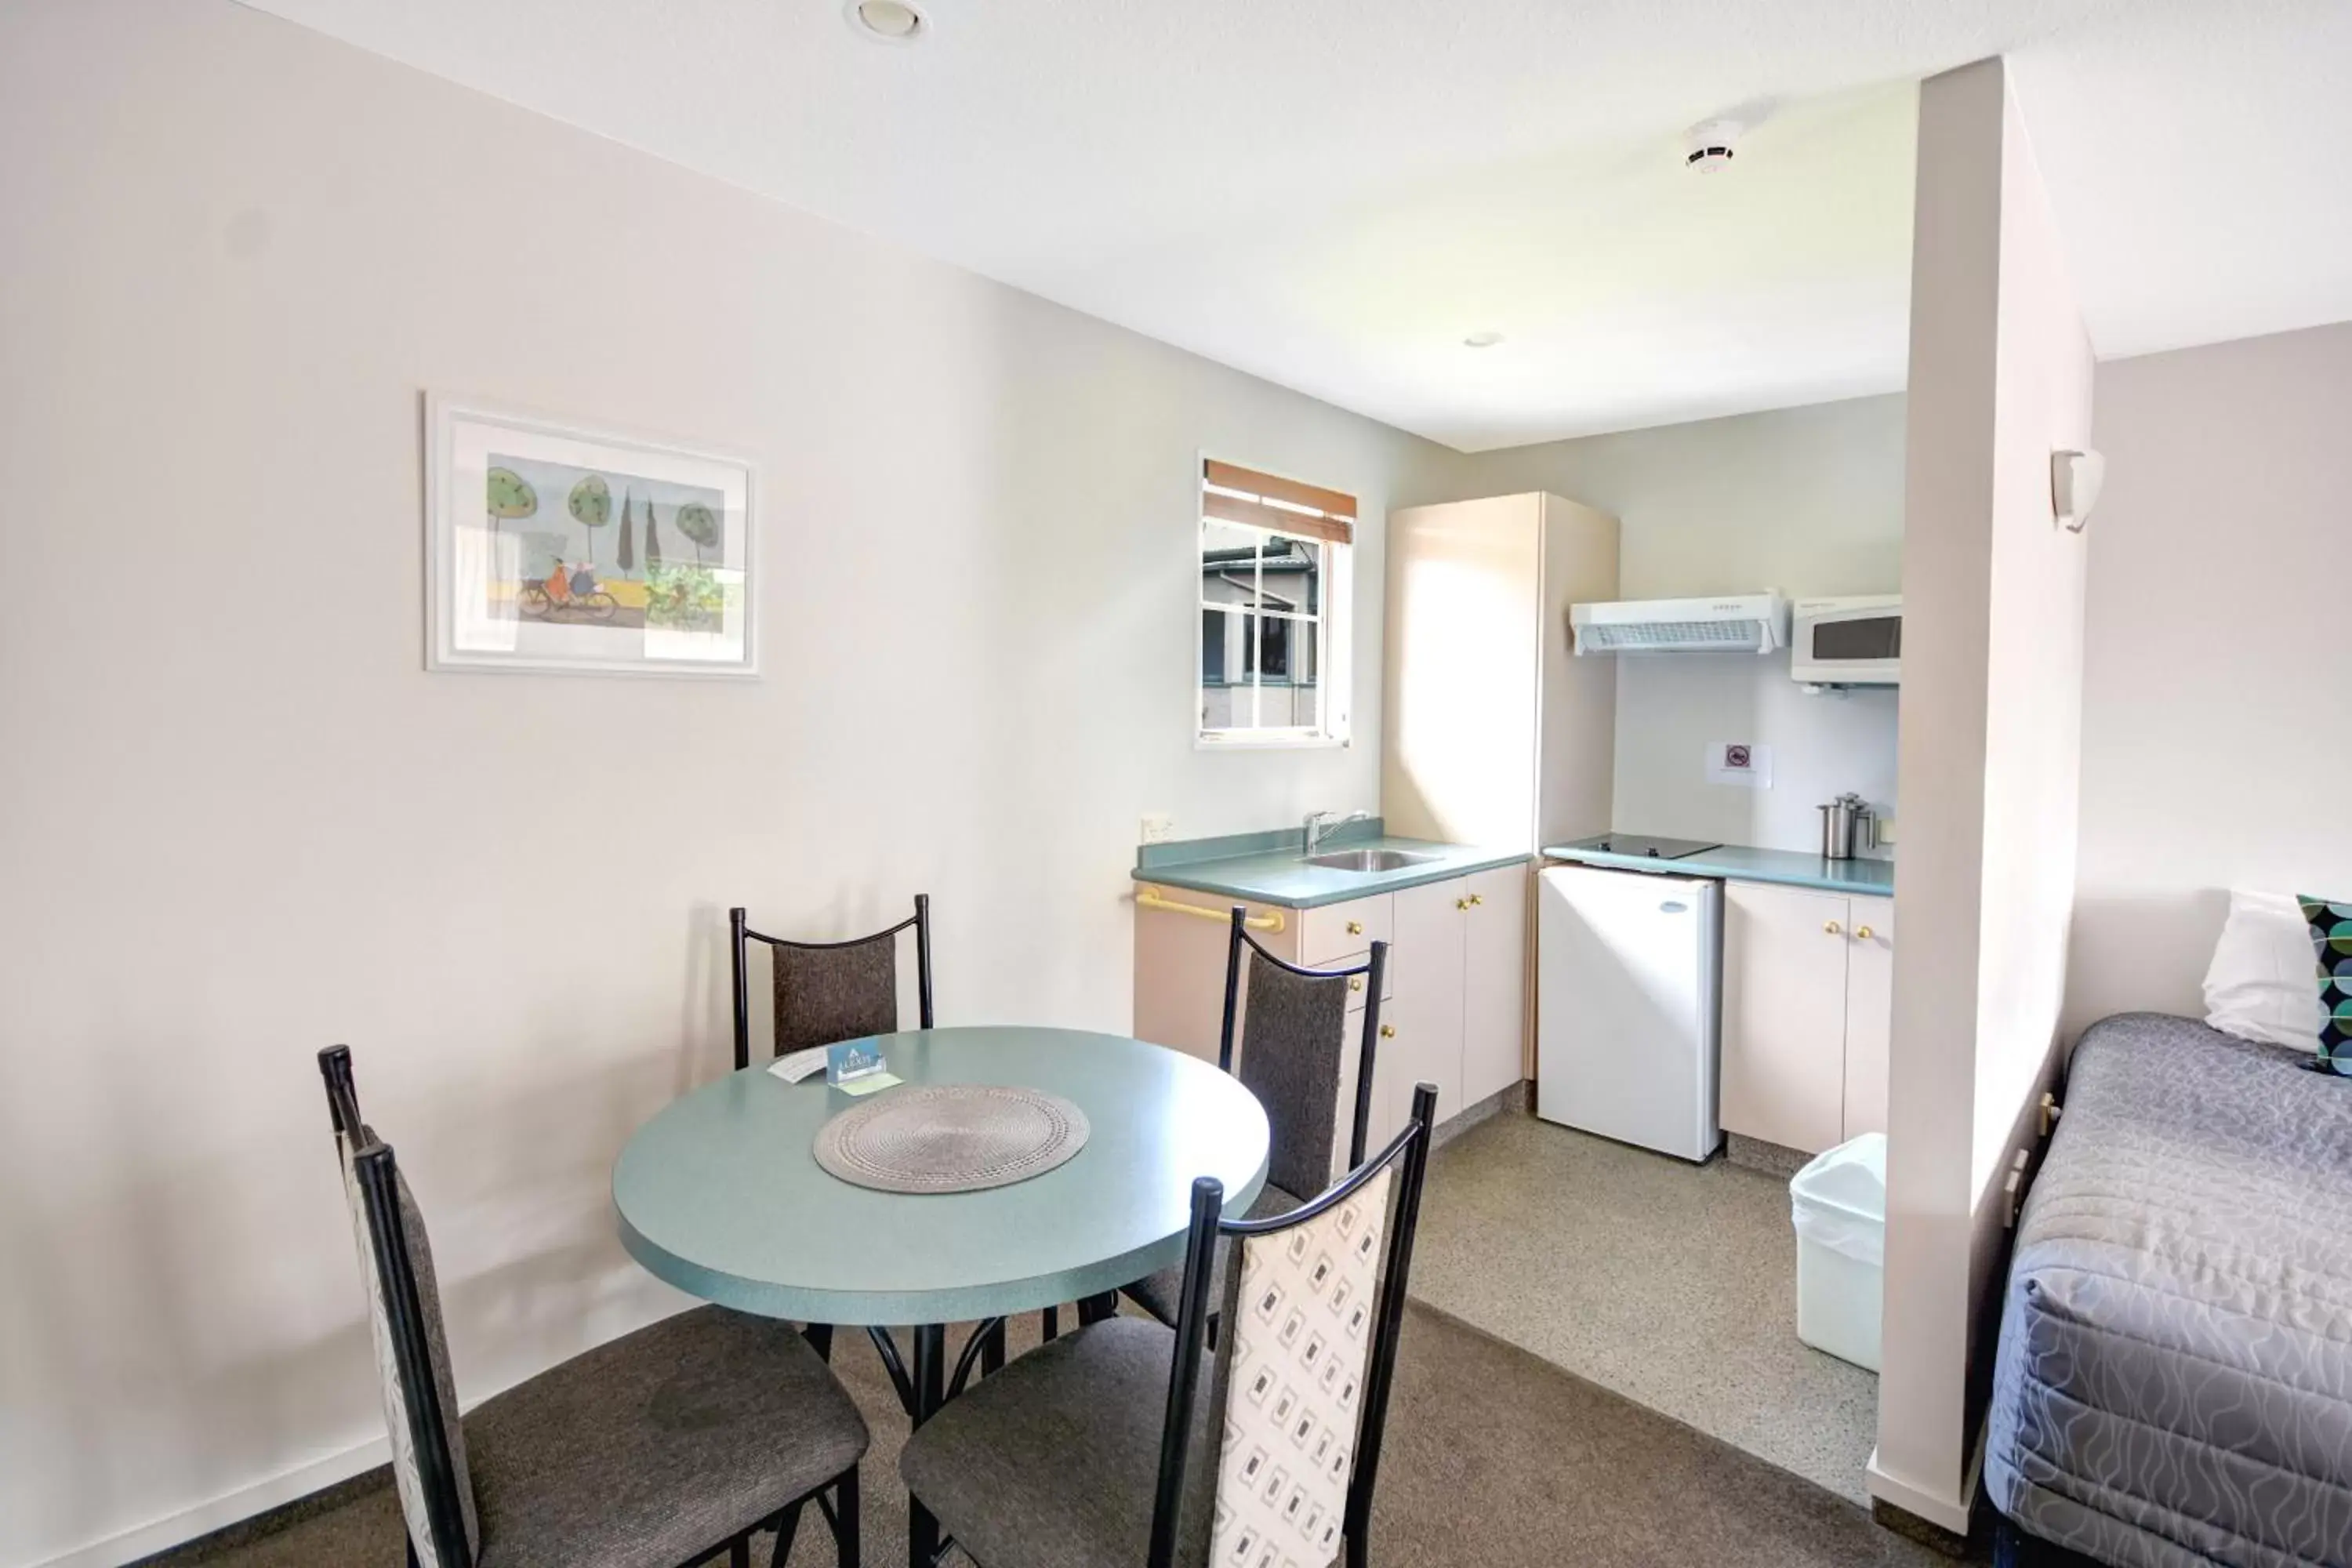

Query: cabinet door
left=1459, top=863, right=1528, bottom=1108
left=1720, top=881, right=1849, bottom=1155
left=1381, top=498, right=1543, bottom=850
left=1386, top=878, right=1468, bottom=1137
left=1842, top=895, right=1895, bottom=1139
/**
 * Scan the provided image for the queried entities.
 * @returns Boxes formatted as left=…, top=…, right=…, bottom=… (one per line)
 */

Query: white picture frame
left=425, top=394, right=759, bottom=677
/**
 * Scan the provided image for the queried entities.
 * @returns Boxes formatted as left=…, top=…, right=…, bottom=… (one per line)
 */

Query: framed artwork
left=426, top=396, right=758, bottom=676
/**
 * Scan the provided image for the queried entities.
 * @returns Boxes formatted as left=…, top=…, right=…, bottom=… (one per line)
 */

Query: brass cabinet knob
left=1345, top=920, right=1363, bottom=935
left=1349, top=976, right=1364, bottom=992
left=1468, top=893, right=1485, bottom=906
left=1855, top=925, right=1875, bottom=941
left=1824, top=920, right=1842, bottom=935
left=1456, top=898, right=1471, bottom=911
left=1379, top=1024, right=1396, bottom=1039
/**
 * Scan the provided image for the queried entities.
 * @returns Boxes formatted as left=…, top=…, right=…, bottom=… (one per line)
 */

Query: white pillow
left=2203, top=889, right=2325, bottom=1049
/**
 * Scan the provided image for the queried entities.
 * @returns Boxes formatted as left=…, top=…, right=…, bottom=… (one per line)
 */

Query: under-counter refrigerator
left=1535, top=864, right=1722, bottom=1162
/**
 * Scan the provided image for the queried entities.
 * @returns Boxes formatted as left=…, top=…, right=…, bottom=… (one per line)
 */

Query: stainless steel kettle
left=1817, top=793, right=1876, bottom=860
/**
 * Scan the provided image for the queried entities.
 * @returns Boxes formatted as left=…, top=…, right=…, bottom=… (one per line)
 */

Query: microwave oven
left=1791, top=595, right=1900, bottom=686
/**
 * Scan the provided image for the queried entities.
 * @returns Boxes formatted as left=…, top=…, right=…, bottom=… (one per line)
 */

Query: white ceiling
left=241, top=0, right=2352, bottom=451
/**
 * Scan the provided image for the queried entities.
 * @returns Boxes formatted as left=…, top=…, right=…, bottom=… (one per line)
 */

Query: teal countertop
left=1133, top=821, right=1530, bottom=909
left=1540, top=841, right=1896, bottom=895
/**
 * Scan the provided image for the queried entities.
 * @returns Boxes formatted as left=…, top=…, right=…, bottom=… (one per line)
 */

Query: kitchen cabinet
left=1721, top=880, right=1895, bottom=1155
left=1133, top=867, right=1530, bottom=1179
left=1383, top=492, right=1620, bottom=854
left=1459, top=863, right=1530, bottom=1108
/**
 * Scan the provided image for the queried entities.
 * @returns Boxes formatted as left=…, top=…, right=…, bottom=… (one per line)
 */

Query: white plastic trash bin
left=1789, top=1133, right=1887, bottom=1372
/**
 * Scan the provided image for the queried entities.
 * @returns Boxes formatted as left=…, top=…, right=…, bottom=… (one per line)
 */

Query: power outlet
left=1875, top=815, right=1897, bottom=846
left=1139, top=814, right=1176, bottom=844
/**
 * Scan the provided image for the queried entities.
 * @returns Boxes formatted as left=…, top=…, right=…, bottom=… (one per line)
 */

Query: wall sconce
left=2051, top=449, right=2106, bottom=534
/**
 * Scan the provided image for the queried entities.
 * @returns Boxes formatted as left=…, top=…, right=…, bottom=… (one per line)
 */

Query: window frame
left=1194, top=456, right=1353, bottom=751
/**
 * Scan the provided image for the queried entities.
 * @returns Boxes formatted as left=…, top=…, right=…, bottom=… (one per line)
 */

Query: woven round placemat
left=811, top=1084, right=1091, bottom=1195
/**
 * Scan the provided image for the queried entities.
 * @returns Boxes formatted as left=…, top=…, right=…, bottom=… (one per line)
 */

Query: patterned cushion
left=1120, top=1185, right=1302, bottom=1329
left=2301, top=896, right=2352, bottom=1074
left=1208, top=1166, right=1392, bottom=1567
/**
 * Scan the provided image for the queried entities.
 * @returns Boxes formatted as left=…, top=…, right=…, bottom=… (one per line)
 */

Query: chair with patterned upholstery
left=317, top=1046, right=866, bottom=1568
left=1120, top=904, right=1390, bottom=1331
left=728, top=898, right=934, bottom=1072
left=898, top=1080, right=1439, bottom=1568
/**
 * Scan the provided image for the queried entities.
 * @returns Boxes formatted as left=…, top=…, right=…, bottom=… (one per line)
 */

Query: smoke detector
left=1684, top=118, right=1743, bottom=172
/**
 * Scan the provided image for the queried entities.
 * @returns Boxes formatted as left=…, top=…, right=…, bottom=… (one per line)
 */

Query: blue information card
left=826, top=1039, right=888, bottom=1087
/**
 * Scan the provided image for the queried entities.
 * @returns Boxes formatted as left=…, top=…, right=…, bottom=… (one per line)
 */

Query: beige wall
left=2065, top=321, right=2352, bottom=1031
left=1461, top=395, right=1908, bottom=851
left=1871, top=58, right=2094, bottom=1532
left=0, top=3, right=1472, bottom=1563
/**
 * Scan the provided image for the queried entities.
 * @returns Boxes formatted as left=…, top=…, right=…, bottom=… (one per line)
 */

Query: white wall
left=2065, top=321, right=2352, bottom=1031
left=0, top=3, right=1472, bottom=1563
left=1871, top=57, right=2094, bottom=1534
left=1464, top=397, right=1907, bottom=851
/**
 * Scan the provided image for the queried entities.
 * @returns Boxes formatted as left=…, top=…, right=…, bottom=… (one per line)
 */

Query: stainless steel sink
left=1303, top=848, right=1438, bottom=873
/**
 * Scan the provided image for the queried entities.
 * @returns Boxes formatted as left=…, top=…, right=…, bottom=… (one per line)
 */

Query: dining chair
left=728, top=897, right=933, bottom=1072
left=898, top=1081, right=1439, bottom=1568
left=1121, top=905, right=1389, bottom=1331
left=316, top=1046, right=866, bottom=1568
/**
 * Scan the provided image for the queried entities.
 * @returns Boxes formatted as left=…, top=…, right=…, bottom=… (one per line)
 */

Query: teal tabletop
left=613, top=1025, right=1271, bottom=1325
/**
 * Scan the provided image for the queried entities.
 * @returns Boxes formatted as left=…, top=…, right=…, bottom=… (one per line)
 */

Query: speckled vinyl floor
left=1407, top=1109, right=1884, bottom=1504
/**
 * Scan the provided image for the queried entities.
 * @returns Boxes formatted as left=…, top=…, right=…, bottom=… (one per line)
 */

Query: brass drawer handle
left=1855, top=925, right=1875, bottom=941
left=1349, top=976, right=1364, bottom=992
left=1824, top=920, right=1842, bottom=935
left=1345, top=920, right=1363, bottom=935
left=1379, top=1024, right=1396, bottom=1039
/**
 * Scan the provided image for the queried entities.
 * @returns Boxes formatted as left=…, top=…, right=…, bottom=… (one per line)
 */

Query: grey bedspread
left=1987, top=1013, right=2352, bottom=1567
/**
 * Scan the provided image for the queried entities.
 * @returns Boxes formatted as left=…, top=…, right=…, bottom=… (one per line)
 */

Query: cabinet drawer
left=1330, top=949, right=1398, bottom=1005
left=1299, top=895, right=1392, bottom=967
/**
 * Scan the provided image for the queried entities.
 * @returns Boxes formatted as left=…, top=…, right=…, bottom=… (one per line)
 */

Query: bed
left=1987, top=1012, right=2352, bottom=1568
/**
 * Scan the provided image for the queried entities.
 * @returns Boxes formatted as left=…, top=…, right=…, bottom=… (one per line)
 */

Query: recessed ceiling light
left=1463, top=332, right=1504, bottom=349
left=847, top=0, right=925, bottom=44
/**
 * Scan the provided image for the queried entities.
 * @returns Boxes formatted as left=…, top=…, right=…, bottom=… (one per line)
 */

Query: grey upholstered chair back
left=320, top=1049, right=479, bottom=1568
left=1207, top=1163, right=1395, bottom=1566
left=770, top=936, right=898, bottom=1058
left=1236, top=950, right=1354, bottom=1199
left=729, top=900, right=934, bottom=1070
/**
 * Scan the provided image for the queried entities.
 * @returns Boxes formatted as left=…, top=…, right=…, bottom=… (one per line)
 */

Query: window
left=1198, top=459, right=1352, bottom=746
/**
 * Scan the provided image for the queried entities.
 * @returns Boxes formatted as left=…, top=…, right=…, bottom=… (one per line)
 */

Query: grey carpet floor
left=1409, top=1110, right=1884, bottom=1504
left=140, top=1299, right=1943, bottom=1568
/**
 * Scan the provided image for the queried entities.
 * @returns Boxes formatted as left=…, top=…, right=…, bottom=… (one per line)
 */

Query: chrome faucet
left=1304, top=808, right=1373, bottom=856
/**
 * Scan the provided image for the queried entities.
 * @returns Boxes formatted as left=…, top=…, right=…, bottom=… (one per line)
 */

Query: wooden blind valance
left=1201, top=459, right=1356, bottom=546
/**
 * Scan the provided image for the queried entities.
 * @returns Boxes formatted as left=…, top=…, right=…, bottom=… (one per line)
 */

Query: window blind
left=1201, top=459, right=1356, bottom=546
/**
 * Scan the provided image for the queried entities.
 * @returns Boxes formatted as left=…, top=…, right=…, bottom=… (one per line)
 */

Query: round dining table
left=612, top=1024, right=1270, bottom=1568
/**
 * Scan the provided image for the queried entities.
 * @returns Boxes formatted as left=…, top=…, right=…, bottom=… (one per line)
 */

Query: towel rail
left=1133, top=888, right=1285, bottom=934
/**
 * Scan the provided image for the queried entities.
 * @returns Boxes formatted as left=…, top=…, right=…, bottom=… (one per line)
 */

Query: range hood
left=1570, top=592, right=1790, bottom=655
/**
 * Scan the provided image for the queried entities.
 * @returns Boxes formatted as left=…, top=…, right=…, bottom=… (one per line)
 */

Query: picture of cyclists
left=481, top=452, right=729, bottom=633
left=431, top=398, right=752, bottom=676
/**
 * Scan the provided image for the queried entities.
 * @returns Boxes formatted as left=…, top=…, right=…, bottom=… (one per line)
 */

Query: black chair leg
left=769, top=1503, right=804, bottom=1567
left=1042, top=1304, right=1058, bottom=1341
left=833, top=1466, right=859, bottom=1568
left=982, top=1316, right=1005, bottom=1375
left=1076, top=1290, right=1118, bottom=1327
left=804, top=1321, right=834, bottom=1362
left=731, top=1537, right=752, bottom=1568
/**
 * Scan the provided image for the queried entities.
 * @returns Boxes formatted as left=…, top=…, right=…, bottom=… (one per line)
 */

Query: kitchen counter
left=1540, top=840, right=1895, bottom=895
left=1134, top=821, right=1530, bottom=909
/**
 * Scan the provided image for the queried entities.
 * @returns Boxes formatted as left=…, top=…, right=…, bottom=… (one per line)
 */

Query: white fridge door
left=1535, top=866, right=1721, bottom=1161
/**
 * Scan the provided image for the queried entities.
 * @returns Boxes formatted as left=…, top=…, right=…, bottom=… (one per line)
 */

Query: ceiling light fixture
left=1463, top=332, right=1504, bottom=349
left=846, top=0, right=925, bottom=44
